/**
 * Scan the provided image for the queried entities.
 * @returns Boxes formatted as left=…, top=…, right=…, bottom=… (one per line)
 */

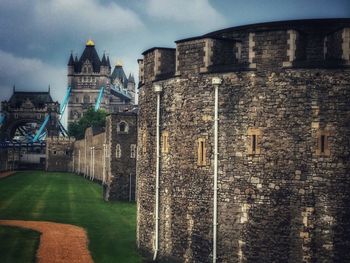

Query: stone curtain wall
left=137, top=20, right=350, bottom=262
left=103, top=113, right=137, bottom=201
left=71, top=113, right=137, bottom=201
left=46, top=137, right=74, bottom=172
left=72, top=127, right=106, bottom=182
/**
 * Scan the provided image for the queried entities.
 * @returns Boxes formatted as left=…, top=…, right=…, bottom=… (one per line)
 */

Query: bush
left=68, top=107, right=107, bottom=139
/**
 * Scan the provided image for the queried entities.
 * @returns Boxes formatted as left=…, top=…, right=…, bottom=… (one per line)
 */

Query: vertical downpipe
left=153, top=84, right=162, bottom=261
left=78, top=150, right=81, bottom=174
left=102, top=144, right=106, bottom=184
left=212, top=77, right=222, bottom=263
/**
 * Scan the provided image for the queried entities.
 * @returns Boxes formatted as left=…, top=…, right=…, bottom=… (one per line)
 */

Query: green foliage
left=0, top=171, right=142, bottom=263
left=0, top=226, right=39, bottom=263
left=68, top=107, right=107, bottom=140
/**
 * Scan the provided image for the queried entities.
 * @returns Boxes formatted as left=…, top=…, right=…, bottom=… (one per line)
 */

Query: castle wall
left=46, top=137, right=75, bottom=172
left=71, top=112, right=137, bottom=201
left=137, top=20, right=350, bottom=263
left=103, top=113, right=137, bottom=201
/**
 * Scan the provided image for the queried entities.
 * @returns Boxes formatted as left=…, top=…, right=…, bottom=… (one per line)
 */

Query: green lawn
left=0, top=171, right=142, bottom=263
left=0, top=226, right=39, bottom=263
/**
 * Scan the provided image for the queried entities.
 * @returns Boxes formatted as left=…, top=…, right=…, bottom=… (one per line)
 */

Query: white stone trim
left=175, top=47, right=180, bottom=75
left=248, top=33, right=256, bottom=68
left=342, top=28, right=350, bottom=62
left=200, top=38, right=214, bottom=73
left=283, top=30, right=298, bottom=67
left=154, top=49, right=161, bottom=76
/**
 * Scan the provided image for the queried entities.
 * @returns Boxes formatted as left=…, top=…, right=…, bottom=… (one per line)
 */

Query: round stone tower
left=137, top=19, right=350, bottom=263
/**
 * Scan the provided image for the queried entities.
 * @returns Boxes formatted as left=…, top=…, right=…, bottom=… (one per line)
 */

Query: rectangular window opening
left=252, top=135, right=257, bottom=153
left=320, top=135, right=325, bottom=153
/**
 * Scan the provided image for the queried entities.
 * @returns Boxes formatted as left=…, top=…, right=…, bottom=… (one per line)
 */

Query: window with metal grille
left=115, top=144, right=121, bottom=159
left=130, top=144, right=136, bottom=158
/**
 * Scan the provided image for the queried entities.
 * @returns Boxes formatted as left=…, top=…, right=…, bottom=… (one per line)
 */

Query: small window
left=316, top=130, right=331, bottom=156
left=115, top=144, right=121, bottom=159
left=130, top=144, right=136, bottom=158
left=53, top=150, right=57, bottom=155
left=14, top=113, right=18, bottom=119
left=197, top=138, right=207, bottom=166
left=162, top=131, right=169, bottom=153
left=83, top=95, right=90, bottom=103
left=75, top=97, right=79, bottom=103
left=247, top=128, right=261, bottom=155
left=118, top=121, right=128, bottom=133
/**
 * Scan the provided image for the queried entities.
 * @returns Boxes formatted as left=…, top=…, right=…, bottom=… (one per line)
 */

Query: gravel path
left=0, top=220, right=94, bottom=263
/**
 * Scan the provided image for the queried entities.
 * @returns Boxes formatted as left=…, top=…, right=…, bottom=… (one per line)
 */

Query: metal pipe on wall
left=212, top=77, right=222, bottom=263
left=153, top=84, right=162, bottom=261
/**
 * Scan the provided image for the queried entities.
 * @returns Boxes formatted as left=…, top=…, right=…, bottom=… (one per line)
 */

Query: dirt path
left=0, top=220, right=94, bottom=263
left=0, top=171, right=16, bottom=179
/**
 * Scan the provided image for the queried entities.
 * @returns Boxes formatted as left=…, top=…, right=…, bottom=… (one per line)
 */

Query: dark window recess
left=320, top=135, right=325, bottom=153
left=252, top=135, right=257, bottom=153
left=200, top=141, right=205, bottom=163
left=119, top=122, right=126, bottom=132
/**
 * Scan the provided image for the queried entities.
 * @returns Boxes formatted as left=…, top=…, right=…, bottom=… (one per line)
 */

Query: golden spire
left=86, top=39, right=95, bottom=46
left=115, top=59, right=123, bottom=66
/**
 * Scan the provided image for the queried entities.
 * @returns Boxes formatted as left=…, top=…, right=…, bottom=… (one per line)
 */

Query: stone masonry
left=103, top=112, right=137, bottom=201
left=46, top=137, right=75, bottom=172
left=136, top=19, right=350, bottom=262
left=70, top=112, right=137, bottom=201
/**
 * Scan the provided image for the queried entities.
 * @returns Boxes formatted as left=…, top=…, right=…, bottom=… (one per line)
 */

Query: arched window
left=118, top=121, right=129, bottom=133
left=83, top=95, right=90, bottom=103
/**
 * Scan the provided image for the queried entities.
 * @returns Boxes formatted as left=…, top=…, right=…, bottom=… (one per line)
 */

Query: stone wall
left=46, top=137, right=75, bottom=172
left=72, top=127, right=106, bottom=181
left=137, top=19, right=350, bottom=263
left=71, top=112, right=137, bottom=201
left=103, top=113, right=137, bottom=201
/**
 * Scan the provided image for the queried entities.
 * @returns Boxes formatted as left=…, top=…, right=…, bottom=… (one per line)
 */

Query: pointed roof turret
left=68, top=53, right=75, bottom=66
left=76, top=39, right=101, bottom=72
left=106, top=56, right=111, bottom=69
left=101, top=53, right=107, bottom=66
left=128, top=73, right=135, bottom=83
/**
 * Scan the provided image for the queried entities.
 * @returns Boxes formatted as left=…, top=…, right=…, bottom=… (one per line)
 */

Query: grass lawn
left=0, top=171, right=142, bottom=263
left=0, top=225, right=39, bottom=263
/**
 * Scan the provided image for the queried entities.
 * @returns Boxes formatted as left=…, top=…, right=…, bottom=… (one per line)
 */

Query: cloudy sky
left=0, top=0, right=349, bottom=105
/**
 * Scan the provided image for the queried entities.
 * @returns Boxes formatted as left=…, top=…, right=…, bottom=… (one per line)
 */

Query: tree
left=68, top=107, right=107, bottom=140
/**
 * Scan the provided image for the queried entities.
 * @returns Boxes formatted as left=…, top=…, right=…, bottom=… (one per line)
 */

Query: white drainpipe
left=92, top=146, right=95, bottom=181
left=153, top=84, right=162, bottom=261
left=78, top=150, right=81, bottom=174
left=212, top=77, right=222, bottom=263
left=102, top=144, right=106, bottom=184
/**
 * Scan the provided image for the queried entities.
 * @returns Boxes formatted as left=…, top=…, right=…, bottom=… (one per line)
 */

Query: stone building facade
left=45, top=137, right=75, bottom=172
left=71, top=112, right=137, bottom=201
left=0, top=88, right=60, bottom=141
left=67, top=40, right=136, bottom=125
left=103, top=112, right=137, bottom=201
left=136, top=19, right=350, bottom=262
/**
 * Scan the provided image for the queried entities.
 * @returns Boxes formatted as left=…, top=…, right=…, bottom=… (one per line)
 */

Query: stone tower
left=137, top=19, right=350, bottom=263
left=67, top=40, right=135, bottom=125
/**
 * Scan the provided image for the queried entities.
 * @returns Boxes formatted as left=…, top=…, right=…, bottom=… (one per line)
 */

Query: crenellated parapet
left=141, top=48, right=176, bottom=84
left=139, top=19, right=350, bottom=85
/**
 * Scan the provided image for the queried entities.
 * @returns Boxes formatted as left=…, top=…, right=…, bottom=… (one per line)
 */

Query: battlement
left=139, top=19, right=350, bottom=85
